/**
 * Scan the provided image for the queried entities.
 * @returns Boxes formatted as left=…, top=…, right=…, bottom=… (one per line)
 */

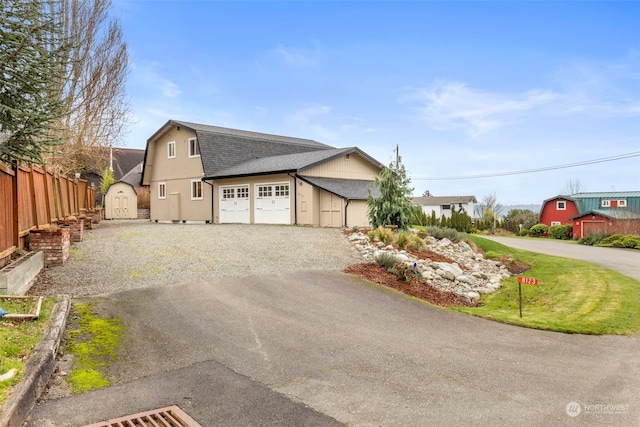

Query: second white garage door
left=255, top=183, right=290, bottom=224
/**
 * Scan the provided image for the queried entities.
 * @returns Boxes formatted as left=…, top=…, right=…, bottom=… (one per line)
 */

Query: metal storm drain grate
left=83, top=405, right=202, bottom=427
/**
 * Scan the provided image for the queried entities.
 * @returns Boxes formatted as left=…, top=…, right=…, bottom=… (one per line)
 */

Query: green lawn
left=452, top=236, right=640, bottom=335
left=0, top=297, right=55, bottom=407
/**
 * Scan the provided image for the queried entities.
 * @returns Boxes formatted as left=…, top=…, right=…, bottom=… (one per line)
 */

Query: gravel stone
left=28, top=220, right=363, bottom=296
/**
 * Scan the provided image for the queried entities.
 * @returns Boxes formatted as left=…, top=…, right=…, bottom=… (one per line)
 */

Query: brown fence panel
left=0, top=164, right=17, bottom=266
left=1, top=165, right=93, bottom=266
left=31, top=167, right=51, bottom=228
left=17, top=166, right=36, bottom=237
left=45, top=170, right=59, bottom=223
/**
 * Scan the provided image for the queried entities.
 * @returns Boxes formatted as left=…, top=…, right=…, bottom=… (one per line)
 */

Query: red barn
left=539, top=192, right=640, bottom=239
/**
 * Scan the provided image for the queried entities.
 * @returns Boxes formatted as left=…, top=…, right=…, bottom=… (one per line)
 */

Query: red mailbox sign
left=518, top=276, right=539, bottom=286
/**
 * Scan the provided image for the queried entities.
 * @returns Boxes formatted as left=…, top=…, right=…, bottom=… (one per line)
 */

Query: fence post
left=12, top=162, right=19, bottom=249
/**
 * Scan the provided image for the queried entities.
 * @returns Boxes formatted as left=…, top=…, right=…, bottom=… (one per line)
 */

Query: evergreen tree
left=0, top=0, right=67, bottom=166
left=367, top=160, right=414, bottom=230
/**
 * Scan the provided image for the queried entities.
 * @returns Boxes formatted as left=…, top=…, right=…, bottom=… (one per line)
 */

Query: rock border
left=347, top=230, right=511, bottom=304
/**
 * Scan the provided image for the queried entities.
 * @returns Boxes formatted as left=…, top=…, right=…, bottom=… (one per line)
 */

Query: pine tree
left=0, top=0, right=67, bottom=166
left=367, top=160, right=414, bottom=230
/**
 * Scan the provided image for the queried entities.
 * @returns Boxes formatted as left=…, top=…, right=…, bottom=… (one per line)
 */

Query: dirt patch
left=344, top=263, right=474, bottom=307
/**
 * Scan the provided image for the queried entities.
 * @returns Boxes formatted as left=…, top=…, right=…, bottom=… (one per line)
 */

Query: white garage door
left=255, top=183, right=290, bottom=224
left=219, top=185, right=250, bottom=223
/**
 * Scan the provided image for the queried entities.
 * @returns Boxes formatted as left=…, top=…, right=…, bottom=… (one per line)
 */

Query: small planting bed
left=0, top=296, right=44, bottom=320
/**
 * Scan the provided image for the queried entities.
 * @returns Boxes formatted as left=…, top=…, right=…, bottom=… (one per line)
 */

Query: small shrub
left=374, top=252, right=400, bottom=269
left=598, top=234, right=640, bottom=250
left=389, top=263, right=416, bottom=282
left=425, top=226, right=462, bottom=242
left=520, top=228, right=530, bottom=237
left=395, top=231, right=410, bottom=249
left=368, top=226, right=395, bottom=245
left=578, top=234, right=607, bottom=246
left=549, top=224, right=573, bottom=240
left=529, top=223, right=549, bottom=237
left=405, top=234, right=427, bottom=251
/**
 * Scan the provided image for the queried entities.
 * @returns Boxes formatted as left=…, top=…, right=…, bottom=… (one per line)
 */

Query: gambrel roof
left=168, top=120, right=333, bottom=177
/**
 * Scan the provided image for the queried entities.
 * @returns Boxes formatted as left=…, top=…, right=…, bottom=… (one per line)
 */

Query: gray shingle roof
left=301, top=176, right=381, bottom=200
left=206, top=146, right=383, bottom=180
left=167, top=120, right=333, bottom=177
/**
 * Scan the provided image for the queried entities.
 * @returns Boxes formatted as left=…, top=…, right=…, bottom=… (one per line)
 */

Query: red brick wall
left=29, top=228, right=70, bottom=267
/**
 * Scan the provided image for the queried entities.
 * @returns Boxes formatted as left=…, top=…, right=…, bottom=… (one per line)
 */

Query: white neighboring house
left=412, top=196, right=478, bottom=219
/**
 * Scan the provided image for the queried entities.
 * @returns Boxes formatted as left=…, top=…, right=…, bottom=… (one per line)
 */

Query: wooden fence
left=0, top=163, right=95, bottom=267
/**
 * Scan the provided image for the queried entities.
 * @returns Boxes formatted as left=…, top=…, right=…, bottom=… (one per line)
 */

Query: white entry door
left=219, top=185, right=250, bottom=223
left=254, top=183, right=290, bottom=224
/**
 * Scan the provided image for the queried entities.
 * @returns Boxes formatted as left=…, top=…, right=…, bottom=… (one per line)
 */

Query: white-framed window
left=618, top=199, right=627, bottom=207
left=601, top=200, right=610, bottom=207
left=275, top=184, right=289, bottom=197
left=188, top=137, right=200, bottom=157
left=222, top=188, right=235, bottom=199
left=158, top=182, right=166, bottom=199
left=191, top=180, right=203, bottom=200
left=551, top=221, right=561, bottom=226
left=556, top=201, right=566, bottom=210
left=167, top=141, right=176, bottom=159
left=258, top=185, right=272, bottom=198
left=237, top=187, right=249, bottom=199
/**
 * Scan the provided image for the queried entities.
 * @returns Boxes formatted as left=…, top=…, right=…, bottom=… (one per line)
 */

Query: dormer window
left=601, top=200, right=610, bottom=208
left=618, top=199, right=627, bottom=207
left=189, top=137, right=200, bottom=157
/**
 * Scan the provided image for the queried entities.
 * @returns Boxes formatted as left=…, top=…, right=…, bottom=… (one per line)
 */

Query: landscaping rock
left=347, top=231, right=511, bottom=300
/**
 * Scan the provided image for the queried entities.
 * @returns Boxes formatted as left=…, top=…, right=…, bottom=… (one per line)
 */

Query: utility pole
left=395, top=144, right=400, bottom=169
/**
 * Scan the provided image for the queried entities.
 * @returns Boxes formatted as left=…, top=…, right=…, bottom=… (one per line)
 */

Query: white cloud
left=404, top=81, right=557, bottom=137
left=269, top=43, right=321, bottom=67
left=286, top=105, right=335, bottom=139
left=131, top=61, right=182, bottom=98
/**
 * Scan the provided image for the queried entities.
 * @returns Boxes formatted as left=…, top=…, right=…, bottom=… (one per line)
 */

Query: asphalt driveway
left=480, top=236, right=640, bottom=282
left=25, top=223, right=640, bottom=426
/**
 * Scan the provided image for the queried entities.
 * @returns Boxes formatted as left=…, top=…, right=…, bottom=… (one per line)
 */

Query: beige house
left=141, top=120, right=383, bottom=227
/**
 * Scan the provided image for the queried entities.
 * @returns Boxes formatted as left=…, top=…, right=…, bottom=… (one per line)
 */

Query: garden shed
left=105, top=181, right=138, bottom=219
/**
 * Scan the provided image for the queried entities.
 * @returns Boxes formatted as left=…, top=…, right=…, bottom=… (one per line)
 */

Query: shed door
left=320, top=192, right=343, bottom=227
left=219, top=185, right=250, bottom=224
left=255, top=183, right=290, bottom=224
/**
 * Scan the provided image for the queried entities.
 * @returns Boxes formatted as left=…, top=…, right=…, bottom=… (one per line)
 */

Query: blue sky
left=112, top=1, right=640, bottom=205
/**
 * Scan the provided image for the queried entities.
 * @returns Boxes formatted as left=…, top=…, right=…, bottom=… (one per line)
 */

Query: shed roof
left=301, top=176, right=381, bottom=200
left=206, top=147, right=383, bottom=180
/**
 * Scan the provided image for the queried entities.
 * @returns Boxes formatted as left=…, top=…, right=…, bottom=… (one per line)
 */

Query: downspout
left=204, top=180, right=214, bottom=224
left=287, top=173, right=297, bottom=225
left=344, top=198, right=350, bottom=228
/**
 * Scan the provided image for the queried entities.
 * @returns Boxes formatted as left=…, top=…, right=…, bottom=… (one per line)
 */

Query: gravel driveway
left=29, top=220, right=364, bottom=296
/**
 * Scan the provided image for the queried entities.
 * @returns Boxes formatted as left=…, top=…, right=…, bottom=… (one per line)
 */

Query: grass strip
left=451, top=236, right=640, bottom=335
left=0, top=297, right=55, bottom=408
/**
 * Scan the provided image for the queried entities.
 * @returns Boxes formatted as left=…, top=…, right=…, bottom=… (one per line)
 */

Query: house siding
left=539, top=198, right=579, bottom=226
left=302, top=154, right=379, bottom=180
left=147, top=125, right=213, bottom=222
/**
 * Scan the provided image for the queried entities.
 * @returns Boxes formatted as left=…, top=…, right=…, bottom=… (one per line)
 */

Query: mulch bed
left=344, top=263, right=475, bottom=307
